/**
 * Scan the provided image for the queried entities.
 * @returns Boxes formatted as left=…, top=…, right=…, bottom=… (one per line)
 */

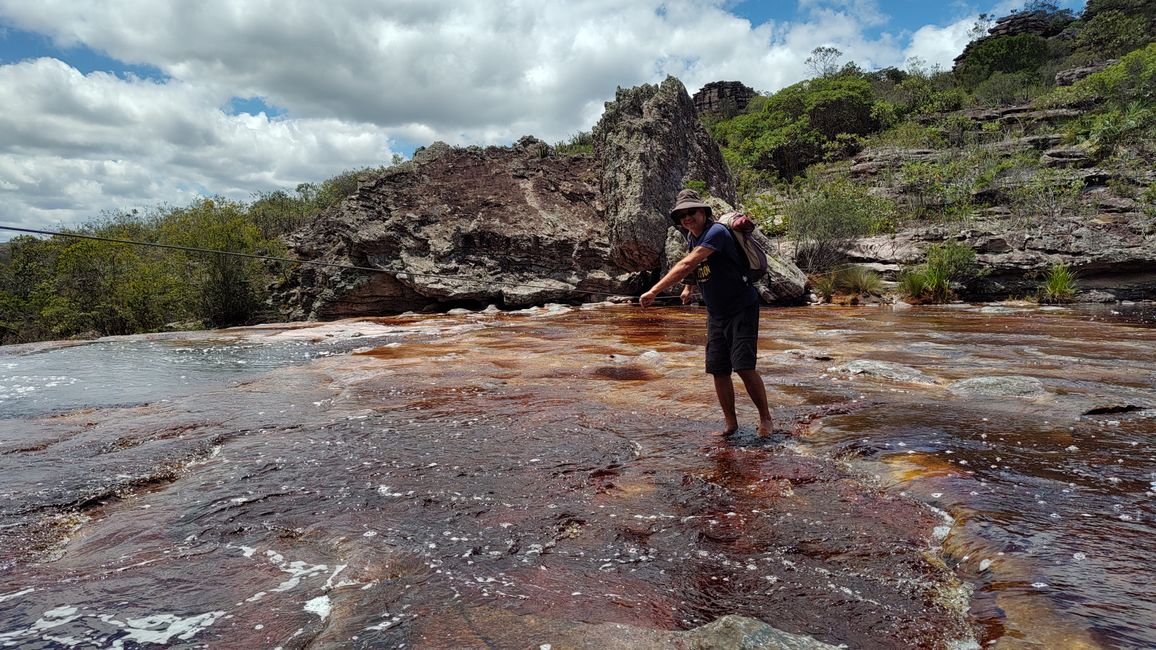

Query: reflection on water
left=0, top=336, right=372, bottom=419
left=0, top=303, right=1153, bottom=648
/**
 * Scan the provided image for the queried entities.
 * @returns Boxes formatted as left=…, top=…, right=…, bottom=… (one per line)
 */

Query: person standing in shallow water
left=639, top=189, right=774, bottom=437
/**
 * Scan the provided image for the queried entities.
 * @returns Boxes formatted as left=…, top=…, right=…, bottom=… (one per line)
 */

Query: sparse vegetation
left=786, top=175, right=895, bottom=272
left=809, top=265, right=884, bottom=302
left=1038, top=263, right=1078, bottom=302
left=554, top=130, right=595, bottom=155
left=837, top=265, right=885, bottom=295
left=899, top=241, right=981, bottom=303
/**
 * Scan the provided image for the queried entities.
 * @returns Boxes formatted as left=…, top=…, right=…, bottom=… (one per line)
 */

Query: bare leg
left=712, top=373, right=739, bottom=435
left=736, top=368, right=773, bottom=437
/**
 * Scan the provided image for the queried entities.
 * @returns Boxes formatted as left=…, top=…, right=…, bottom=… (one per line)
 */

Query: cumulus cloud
left=0, top=0, right=997, bottom=237
left=903, top=17, right=976, bottom=72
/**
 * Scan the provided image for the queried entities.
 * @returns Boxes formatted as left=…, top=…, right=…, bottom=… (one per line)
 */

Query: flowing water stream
left=0, top=303, right=1152, bottom=649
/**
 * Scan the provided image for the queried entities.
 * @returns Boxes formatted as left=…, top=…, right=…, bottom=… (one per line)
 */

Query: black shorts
left=705, top=303, right=760, bottom=375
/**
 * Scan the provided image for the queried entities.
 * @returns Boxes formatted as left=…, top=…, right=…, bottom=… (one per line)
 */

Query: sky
left=0, top=0, right=1086, bottom=241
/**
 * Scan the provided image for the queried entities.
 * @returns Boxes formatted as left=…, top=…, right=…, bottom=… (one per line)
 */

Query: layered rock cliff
left=845, top=102, right=1156, bottom=301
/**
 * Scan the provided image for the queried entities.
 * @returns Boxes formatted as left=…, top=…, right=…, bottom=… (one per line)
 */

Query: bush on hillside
left=956, top=34, right=1052, bottom=89
left=711, top=73, right=889, bottom=180
left=1042, top=44, right=1156, bottom=110
left=1074, top=0, right=1156, bottom=61
left=786, top=176, right=895, bottom=272
left=899, top=241, right=980, bottom=303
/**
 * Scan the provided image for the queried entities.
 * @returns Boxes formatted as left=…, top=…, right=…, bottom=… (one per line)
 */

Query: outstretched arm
left=639, top=245, right=713, bottom=307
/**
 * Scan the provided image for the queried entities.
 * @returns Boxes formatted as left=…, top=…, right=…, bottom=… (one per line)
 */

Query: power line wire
left=0, top=224, right=640, bottom=299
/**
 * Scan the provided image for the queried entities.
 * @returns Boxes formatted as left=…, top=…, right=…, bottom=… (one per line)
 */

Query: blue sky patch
left=226, top=96, right=287, bottom=118
left=0, top=23, right=168, bottom=81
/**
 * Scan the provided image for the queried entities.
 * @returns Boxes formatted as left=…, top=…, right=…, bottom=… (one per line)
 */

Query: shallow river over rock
left=1, top=303, right=1153, bottom=649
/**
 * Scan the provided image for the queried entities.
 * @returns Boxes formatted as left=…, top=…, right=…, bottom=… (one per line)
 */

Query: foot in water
left=713, top=419, right=740, bottom=436
left=756, top=417, right=773, bottom=438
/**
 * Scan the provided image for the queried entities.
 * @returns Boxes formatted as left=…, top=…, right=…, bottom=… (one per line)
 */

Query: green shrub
left=1141, top=182, right=1156, bottom=218
left=868, top=121, right=945, bottom=148
left=1075, top=10, right=1152, bottom=60
left=1038, top=263, right=1078, bottom=303
left=897, top=159, right=974, bottom=220
left=836, top=265, right=884, bottom=295
left=955, top=34, right=1051, bottom=89
left=1008, top=168, right=1085, bottom=223
left=898, top=265, right=953, bottom=303
left=810, top=272, right=838, bottom=302
left=926, top=241, right=980, bottom=285
left=972, top=71, right=1048, bottom=107
left=787, top=176, right=896, bottom=272
left=712, top=74, right=887, bottom=180
left=898, top=241, right=980, bottom=303
left=1041, top=43, right=1156, bottom=110
left=1086, top=102, right=1155, bottom=159
left=554, top=131, right=594, bottom=155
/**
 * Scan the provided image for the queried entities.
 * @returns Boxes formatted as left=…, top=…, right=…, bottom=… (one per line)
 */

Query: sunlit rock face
left=272, top=138, right=647, bottom=320
left=594, top=76, right=735, bottom=271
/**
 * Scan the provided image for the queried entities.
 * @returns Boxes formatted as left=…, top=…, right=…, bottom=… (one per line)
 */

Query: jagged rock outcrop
left=272, top=137, right=645, bottom=319
left=693, top=80, right=757, bottom=116
left=273, top=76, right=805, bottom=319
left=594, top=76, right=736, bottom=271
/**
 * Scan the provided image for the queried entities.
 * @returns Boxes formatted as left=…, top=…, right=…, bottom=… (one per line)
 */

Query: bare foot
left=712, top=420, right=739, bottom=436
left=756, top=418, right=773, bottom=438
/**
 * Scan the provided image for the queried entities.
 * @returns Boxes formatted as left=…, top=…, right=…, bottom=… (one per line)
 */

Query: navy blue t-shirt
left=688, top=222, right=759, bottom=319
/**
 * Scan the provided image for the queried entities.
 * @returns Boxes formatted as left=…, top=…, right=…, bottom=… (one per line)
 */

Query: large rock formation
left=272, top=138, right=644, bottom=320
left=273, top=76, right=805, bottom=319
left=594, top=76, right=736, bottom=271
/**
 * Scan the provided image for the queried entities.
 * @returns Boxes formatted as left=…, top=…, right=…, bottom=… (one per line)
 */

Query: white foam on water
left=304, top=596, right=331, bottom=620
left=266, top=550, right=329, bottom=592
left=0, top=587, right=34, bottom=603
left=0, top=604, right=82, bottom=644
left=100, top=610, right=226, bottom=645
left=0, top=605, right=222, bottom=647
left=323, top=565, right=348, bottom=590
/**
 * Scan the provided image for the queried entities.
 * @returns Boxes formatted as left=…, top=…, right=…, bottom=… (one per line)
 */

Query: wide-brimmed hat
left=669, top=189, right=713, bottom=224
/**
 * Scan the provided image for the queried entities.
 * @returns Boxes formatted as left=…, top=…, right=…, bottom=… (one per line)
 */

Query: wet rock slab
left=0, top=308, right=975, bottom=649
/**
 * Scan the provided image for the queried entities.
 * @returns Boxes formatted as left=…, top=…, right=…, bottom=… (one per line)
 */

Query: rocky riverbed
left=1, top=303, right=1153, bottom=648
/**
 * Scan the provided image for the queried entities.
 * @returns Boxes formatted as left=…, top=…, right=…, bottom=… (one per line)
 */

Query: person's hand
left=680, top=284, right=693, bottom=304
left=639, top=290, right=658, bottom=307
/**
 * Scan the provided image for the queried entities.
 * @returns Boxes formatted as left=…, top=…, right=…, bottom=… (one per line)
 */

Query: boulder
left=272, top=137, right=646, bottom=319
left=1055, top=60, right=1117, bottom=87
left=594, top=76, right=736, bottom=271
left=948, top=376, right=1047, bottom=398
